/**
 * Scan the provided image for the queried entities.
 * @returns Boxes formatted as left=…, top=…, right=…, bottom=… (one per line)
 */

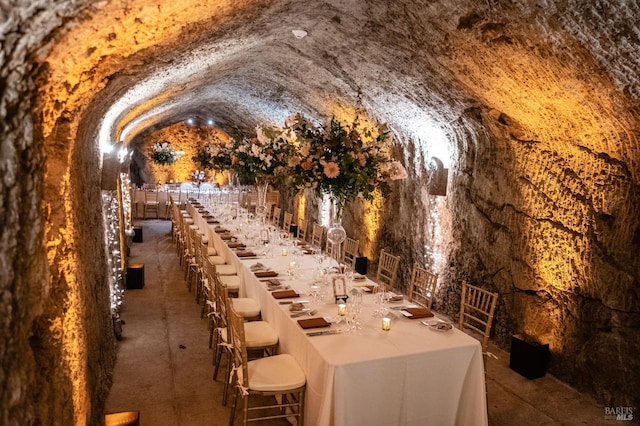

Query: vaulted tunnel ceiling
left=23, top=2, right=615, bottom=156
left=32, top=0, right=640, bottom=176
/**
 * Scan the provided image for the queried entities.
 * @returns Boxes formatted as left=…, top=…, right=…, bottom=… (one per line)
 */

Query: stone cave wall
left=0, top=2, right=118, bottom=424
left=437, top=106, right=640, bottom=408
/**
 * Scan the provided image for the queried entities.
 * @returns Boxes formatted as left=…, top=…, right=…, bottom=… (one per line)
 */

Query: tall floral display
left=229, top=126, right=297, bottom=185
left=192, top=135, right=233, bottom=173
left=281, top=113, right=407, bottom=254
left=150, top=141, right=184, bottom=165
left=284, top=113, right=406, bottom=215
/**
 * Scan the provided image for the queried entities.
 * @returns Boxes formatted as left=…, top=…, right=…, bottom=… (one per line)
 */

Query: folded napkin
left=272, top=289, right=299, bottom=299
left=404, top=307, right=434, bottom=319
left=298, top=317, right=330, bottom=329
left=214, top=226, right=229, bottom=233
left=265, top=279, right=282, bottom=287
left=207, top=219, right=220, bottom=224
left=227, top=242, right=246, bottom=249
left=303, top=249, right=315, bottom=255
left=249, top=263, right=265, bottom=271
left=255, top=270, right=278, bottom=278
left=236, top=250, right=257, bottom=258
left=295, top=240, right=307, bottom=247
left=220, top=234, right=234, bottom=240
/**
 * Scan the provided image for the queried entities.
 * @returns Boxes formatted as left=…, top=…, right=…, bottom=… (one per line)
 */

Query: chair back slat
left=227, top=304, right=249, bottom=390
left=342, top=237, right=359, bottom=267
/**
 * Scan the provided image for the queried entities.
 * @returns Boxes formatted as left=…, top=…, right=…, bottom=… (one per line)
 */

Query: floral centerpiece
left=284, top=113, right=406, bottom=214
left=150, top=142, right=184, bottom=165
left=229, top=125, right=297, bottom=185
left=192, top=135, right=233, bottom=172
left=192, top=169, right=207, bottom=184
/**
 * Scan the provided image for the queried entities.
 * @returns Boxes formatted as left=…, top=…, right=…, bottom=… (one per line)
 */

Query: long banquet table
left=187, top=202, right=488, bottom=426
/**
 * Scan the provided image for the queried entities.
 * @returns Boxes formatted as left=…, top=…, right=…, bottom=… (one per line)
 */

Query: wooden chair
left=265, top=190, right=279, bottom=220
left=376, top=250, right=400, bottom=290
left=297, top=218, right=308, bottom=241
left=458, top=282, right=498, bottom=352
left=144, top=190, right=159, bottom=218
left=227, top=305, right=305, bottom=426
left=325, top=239, right=338, bottom=262
left=341, top=236, right=359, bottom=267
left=310, top=222, right=324, bottom=248
left=213, top=275, right=278, bottom=406
left=271, top=206, right=282, bottom=227
left=408, top=263, right=438, bottom=310
left=283, top=211, right=294, bottom=233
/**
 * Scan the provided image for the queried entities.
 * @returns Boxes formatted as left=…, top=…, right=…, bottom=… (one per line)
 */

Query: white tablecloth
left=188, top=203, right=488, bottom=426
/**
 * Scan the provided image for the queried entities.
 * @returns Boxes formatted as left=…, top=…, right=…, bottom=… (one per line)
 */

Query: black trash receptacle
left=133, top=226, right=143, bottom=243
left=354, top=257, right=368, bottom=275
left=509, top=334, right=549, bottom=379
left=126, top=263, right=145, bottom=289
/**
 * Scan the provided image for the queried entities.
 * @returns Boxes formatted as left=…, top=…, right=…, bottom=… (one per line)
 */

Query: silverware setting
left=306, top=329, right=344, bottom=337
left=290, top=309, right=317, bottom=318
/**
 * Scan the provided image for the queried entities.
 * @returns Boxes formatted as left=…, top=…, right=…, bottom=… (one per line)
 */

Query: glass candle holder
left=338, top=303, right=347, bottom=316
left=382, top=317, right=391, bottom=331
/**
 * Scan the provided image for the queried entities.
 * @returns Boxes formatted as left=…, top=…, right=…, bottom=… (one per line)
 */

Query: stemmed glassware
left=344, top=292, right=363, bottom=332
left=260, top=226, right=271, bottom=257
left=372, top=285, right=390, bottom=317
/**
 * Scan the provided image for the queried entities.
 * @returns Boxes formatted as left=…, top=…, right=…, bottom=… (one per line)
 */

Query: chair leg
left=228, top=387, right=239, bottom=426
left=222, top=357, right=231, bottom=406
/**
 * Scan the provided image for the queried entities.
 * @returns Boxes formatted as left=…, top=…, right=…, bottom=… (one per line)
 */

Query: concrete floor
left=106, top=220, right=613, bottom=426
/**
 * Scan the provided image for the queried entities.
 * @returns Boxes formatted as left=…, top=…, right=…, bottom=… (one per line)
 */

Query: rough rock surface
left=1, top=0, right=639, bottom=423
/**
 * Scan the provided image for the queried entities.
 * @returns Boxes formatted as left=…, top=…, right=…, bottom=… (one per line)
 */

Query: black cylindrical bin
left=126, top=263, right=145, bottom=289
left=133, top=226, right=143, bottom=243
left=354, top=257, right=368, bottom=275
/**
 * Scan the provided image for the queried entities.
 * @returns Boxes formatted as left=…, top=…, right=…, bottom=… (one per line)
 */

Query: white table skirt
left=188, top=203, right=488, bottom=426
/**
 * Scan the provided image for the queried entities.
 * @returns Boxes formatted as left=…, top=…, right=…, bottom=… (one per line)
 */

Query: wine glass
left=372, top=285, right=388, bottom=317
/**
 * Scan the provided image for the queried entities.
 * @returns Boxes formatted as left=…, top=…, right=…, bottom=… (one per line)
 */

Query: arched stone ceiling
left=31, top=0, right=640, bottom=175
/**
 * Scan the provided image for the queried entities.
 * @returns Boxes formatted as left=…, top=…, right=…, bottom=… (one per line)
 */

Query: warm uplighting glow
left=49, top=173, right=90, bottom=424
left=361, top=190, right=384, bottom=260
left=297, top=193, right=306, bottom=221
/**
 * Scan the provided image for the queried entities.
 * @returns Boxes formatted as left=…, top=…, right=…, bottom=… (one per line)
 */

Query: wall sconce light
left=428, top=157, right=448, bottom=196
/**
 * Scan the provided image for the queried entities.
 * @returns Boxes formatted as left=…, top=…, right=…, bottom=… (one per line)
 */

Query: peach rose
left=323, top=162, right=340, bottom=178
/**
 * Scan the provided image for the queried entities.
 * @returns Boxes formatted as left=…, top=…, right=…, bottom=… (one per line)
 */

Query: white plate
left=421, top=320, right=453, bottom=332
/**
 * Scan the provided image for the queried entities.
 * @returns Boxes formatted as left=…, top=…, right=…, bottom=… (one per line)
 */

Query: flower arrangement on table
left=229, top=125, right=297, bottom=185
left=192, top=169, right=207, bottom=184
left=283, top=113, right=407, bottom=214
left=150, top=142, right=184, bottom=165
left=192, top=135, right=233, bottom=172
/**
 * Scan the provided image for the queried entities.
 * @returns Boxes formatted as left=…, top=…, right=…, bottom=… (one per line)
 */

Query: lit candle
left=282, top=248, right=288, bottom=256
left=338, top=303, right=347, bottom=316
left=382, top=317, right=391, bottom=331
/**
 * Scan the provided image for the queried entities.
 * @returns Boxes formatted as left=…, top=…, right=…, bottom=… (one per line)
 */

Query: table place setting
left=420, top=318, right=454, bottom=332
left=400, top=306, right=435, bottom=319
left=271, top=289, right=300, bottom=299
